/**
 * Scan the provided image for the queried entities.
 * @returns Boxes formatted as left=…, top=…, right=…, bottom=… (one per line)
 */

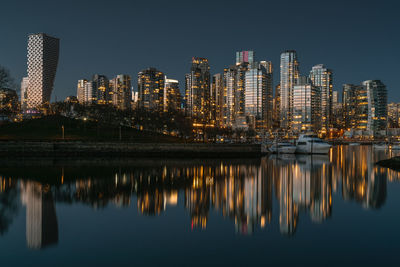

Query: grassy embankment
left=0, top=115, right=182, bottom=142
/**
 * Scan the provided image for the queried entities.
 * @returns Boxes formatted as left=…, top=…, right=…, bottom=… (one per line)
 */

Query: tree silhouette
left=0, top=183, right=19, bottom=235
left=0, top=65, right=15, bottom=90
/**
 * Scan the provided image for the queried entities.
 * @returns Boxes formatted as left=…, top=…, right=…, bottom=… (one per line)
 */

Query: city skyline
left=0, top=0, right=398, bottom=101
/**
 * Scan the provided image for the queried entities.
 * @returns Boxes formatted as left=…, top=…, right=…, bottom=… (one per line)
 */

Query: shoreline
left=0, top=141, right=263, bottom=158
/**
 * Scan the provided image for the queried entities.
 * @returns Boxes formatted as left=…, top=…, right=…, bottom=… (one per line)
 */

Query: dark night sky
left=1, top=0, right=399, bottom=101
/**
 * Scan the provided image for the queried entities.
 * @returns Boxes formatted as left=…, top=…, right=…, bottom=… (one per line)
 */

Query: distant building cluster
left=0, top=32, right=394, bottom=138
left=342, top=81, right=388, bottom=137
left=76, top=74, right=132, bottom=110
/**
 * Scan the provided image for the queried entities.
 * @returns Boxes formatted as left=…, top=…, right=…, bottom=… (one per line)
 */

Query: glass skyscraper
left=185, top=57, right=211, bottom=125
left=211, top=73, right=224, bottom=127
left=164, top=78, right=181, bottom=112
left=218, top=51, right=273, bottom=130
left=236, top=51, right=254, bottom=65
left=292, top=78, right=321, bottom=133
left=273, top=84, right=281, bottom=129
left=309, top=64, right=333, bottom=134
left=77, top=79, right=88, bottom=104
left=138, top=68, right=165, bottom=111
left=92, top=74, right=111, bottom=105
left=280, top=50, right=299, bottom=130
left=26, top=33, right=59, bottom=109
left=342, top=84, right=369, bottom=131
left=110, top=74, right=132, bottom=110
left=222, top=66, right=236, bottom=127
left=20, top=77, right=29, bottom=111
left=363, top=80, right=387, bottom=135
left=244, top=62, right=272, bottom=129
left=260, top=61, right=273, bottom=129
left=387, top=102, right=400, bottom=128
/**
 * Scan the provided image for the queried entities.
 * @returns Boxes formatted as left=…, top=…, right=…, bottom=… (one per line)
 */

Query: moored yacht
left=373, top=143, right=387, bottom=150
left=295, top=134, right=331, bottom=154
left=349, top=142, right=360, bottom=146
left=390, top=143, right=400, bottom=150
left=268, top=142, right=297, bottom=154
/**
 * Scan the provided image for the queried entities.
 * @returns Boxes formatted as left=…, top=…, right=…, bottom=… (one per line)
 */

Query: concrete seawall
left=0, top=141, right=263, bottom=158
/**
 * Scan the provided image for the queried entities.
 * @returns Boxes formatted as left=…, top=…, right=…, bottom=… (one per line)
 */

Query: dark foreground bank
left=0, top=141, right=263, bottom=158
left=376, top=156, right=400, bottom=171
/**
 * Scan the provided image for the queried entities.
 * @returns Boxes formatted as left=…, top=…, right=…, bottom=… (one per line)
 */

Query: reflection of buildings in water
left=6, top=148, right=393, bottom=240
left=75, top=176, right=133, bottom=209
left=364, top=167, right=386, bottom=209
left=387, top=168, right=400, bottom=182
left=233, top=165, right=271, bottom=235
left=137, top=190, right=164, bottom=215
left=339, top=146, right=387, bottom=209
left=183, top=163, right=273, bottom=234
left=137, top=190, right=178, bottom=216
left=268, top=154, right=297, bottom=162
left=185, top=166, right=211, bottom=229
left=297, top=155, right=332, bottom=223
left=279, top=164, right=298, bottom=235
left=113, top=172, right=132, bottom=208
left=278, top=155, right=332, bottom=235
left=186, top=187, right=209, bottom=229
left=20, top=181, right=58, bottom=250
left=0, top=177, right=19, bottom=236
left=164, top=190, right=178, bottom=209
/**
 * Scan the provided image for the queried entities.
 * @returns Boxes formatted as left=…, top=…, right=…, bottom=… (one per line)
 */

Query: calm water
left=1, top=145, right=400, bottom=266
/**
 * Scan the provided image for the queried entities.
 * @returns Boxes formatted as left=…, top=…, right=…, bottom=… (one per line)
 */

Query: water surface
left=0, top=145, right=399, bottom=266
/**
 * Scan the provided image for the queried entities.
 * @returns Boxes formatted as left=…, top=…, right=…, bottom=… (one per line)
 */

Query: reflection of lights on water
left=7, top=146, right=399, bottom=239
left=260, top=216, right=266, bottom=228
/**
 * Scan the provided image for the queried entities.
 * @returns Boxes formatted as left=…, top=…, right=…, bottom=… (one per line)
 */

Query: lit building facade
left=26, top=33, right=59, bottom=109
left=236, top=50, right=254, bottom=65
left=342, top=84, right=368, bottom=130
left=77, top=79, right=88, bottom=104
left=219, top=51, right=273, bottom=130
left=20, top=77, right=29, bottom=111
left=364, top=80, right=387, bottom=135
left=85, top=81, right=95, bottom=104
left=244, top=61, right=273, bottom=129
left=185, top=58, right=211, bottom=125
left=332, top=90, right=338, bottom=106
left=280, top=50, right=299, bottom=130
left=211, top=73, right=224, bottom=127
left=164, top=78, right=181, bottom=112
left=387, top=103, right=400, bottom=128
left=233, top=63, right=248, bottom=128
left=138, top=68, right=165, bottom=111
left=92, top=74, right=111, bottom=105
left=261, top=61, right=274, bottom=128
left=292, top=78, right=321, bottom=133
left=273, top=84, right=281, bottom=129
left=309, top=64, right=333, bottom=134
left=110, top=74, right=132, bottom=110
left=331, top=90, right=342, bottom=129
left=222, top=66, right=236, bottom=127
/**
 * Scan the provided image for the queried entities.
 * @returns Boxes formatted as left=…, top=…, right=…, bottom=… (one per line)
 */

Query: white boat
left=268, top=142, right=297, bottom=154
left=373, top=143, right=387, bottom=150
left=349, top=142, right=360, bottom=146
left=391, top=143, right=400, bottom=150
left=295, top=134, right=332, bottom=154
